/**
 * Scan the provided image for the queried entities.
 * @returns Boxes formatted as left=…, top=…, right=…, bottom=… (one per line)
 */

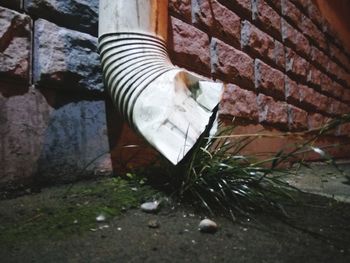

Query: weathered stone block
left=211, top=38, right=254, bottom=89
left=254, top=59, right=285, bottom=99
left=219, top=84, right=259, bottom=121
left=0, top=7, right=31, bottom=83
left=24, top=0, right=98, bottom=36
left=33, top=19, right=103, bottom=92
left=0, top=86, right=111, bottom=186
left=193, top=0, right=240, bottom=47
left=169, top=16, right=210, bottom=75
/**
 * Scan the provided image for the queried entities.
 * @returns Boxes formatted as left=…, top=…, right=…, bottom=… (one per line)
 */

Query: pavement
left=0, top=163, right=349, bottom=263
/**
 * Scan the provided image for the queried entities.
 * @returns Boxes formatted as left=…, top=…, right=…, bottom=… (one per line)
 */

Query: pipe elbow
left=98, top=2, right=222, bottom=164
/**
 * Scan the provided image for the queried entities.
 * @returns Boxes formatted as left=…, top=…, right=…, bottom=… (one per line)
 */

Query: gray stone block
left=34, top=18, right=103, bottom=92
left=24, top=0, right=98, bottom=36
left=0, top=0, right=22, bottom=10
left=0, top=6, right=31, bottom=83
left=0, top=86, right=112, bottom=186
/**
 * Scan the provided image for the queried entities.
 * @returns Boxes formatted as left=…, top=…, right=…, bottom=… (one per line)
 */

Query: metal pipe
left=98, top=0, right=223, bottom=164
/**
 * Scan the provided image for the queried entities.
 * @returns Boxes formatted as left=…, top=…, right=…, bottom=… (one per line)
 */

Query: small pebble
left=147, top=219, right=160, bottom=228
left=140, top=201, right=159, bottom=213
left=96, top=214, right=106, bottom=222
left=198, top=219, right=218, bottom=233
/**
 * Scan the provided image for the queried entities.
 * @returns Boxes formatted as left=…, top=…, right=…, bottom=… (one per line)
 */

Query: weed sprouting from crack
left=138, top=114, right=350, bottom=221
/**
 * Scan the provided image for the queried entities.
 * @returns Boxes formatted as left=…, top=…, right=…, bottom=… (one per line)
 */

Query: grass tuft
left=139, top=114, right=350, bottom=221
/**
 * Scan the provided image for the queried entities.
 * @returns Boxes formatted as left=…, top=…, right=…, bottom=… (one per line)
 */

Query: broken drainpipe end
left=98, top=0, right=223, bottom=164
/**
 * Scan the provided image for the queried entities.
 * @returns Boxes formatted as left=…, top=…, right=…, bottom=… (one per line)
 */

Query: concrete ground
left=0, top=164, right=349, bottom=263
left=286, top=162, right=350, bottom=202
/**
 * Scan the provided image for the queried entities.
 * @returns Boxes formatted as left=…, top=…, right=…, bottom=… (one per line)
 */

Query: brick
left=327, top=60, right=350, bottom=87
left=299, top=84, right=329, bottom=113
left=301, top=14, right=327, bottom=51
left=169, top=0, right=192, bottom=22
left=274, top=40, right=285, bottom=69
left=24, top=0, right=98, bottom=36
left=330, top=82, right=345, bottom=99
left=252, top=0, right=281, bottom=39
left=254, top=59, right=285, bottom=99
left=241, top=21, right=274, bottom=60
left=320, top=75, right=344, bottom=99
left=336, top=123, right=350, bottom=137
left=219, top=84, right=259, bottom=121
left=343, top=89, right=350, bottom=103
left=170, top=17, right=211, bottom=75
left=218, top=0, right=252, bottom=18
left=307, top=65, right=322, bottom=88
left=34, top=19, right=103, bottom=91
left=285, top=47, right=309, bottom=80
left=330, top=99, right=350, bottom=116
left=0, top=0, right=21, bottom=10
left=308, top=113, right=328, bottom=130
left=336, top=67, right=350, bottom=88
left=289, top=0, right=307, bottom=8
left=266, top=0, right=281, bottom=12
left=211, top=38, right=254, bottom=88
left=257, top=93, right=288, bottom=128
left=329, top=43, right=350, bottom=70
left=321, top=17, right=339, bottom=42
left=281, top=18, right=310, bottom=57
left=193, top=0, right=240, bottom=47
left=285, top=75, right=299, bottom=104
left=303, top=0, right=324, bottom=28
left=288, top=105, right=308, bottom=131
left=192, top=0, right=212, bottom=30
left=281, top=0, right=302, bottom=28
left=310, top=46, right=328, bottom=71
left=0, top=7, right=31, bottom=83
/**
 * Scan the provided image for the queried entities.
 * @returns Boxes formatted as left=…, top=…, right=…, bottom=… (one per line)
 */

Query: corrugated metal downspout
left=98, top=0, right=223, bottom=164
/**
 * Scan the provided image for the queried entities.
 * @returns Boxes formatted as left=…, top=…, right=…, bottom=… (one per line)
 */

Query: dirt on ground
left=0, top=174, right=349, bottom=263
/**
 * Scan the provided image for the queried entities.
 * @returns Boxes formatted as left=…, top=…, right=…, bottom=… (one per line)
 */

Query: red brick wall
left=168, top=0, right=350, bottom=136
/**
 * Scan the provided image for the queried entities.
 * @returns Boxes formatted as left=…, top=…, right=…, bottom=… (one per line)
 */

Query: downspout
left=98, top=0, right=223, bottom=164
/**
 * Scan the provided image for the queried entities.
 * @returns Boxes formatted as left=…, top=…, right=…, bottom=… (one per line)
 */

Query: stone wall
left=1, top=0, right=350, bottom=190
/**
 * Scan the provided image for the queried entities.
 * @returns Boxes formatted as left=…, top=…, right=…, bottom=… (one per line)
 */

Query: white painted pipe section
left=98, top=0, right=223, bottom=164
